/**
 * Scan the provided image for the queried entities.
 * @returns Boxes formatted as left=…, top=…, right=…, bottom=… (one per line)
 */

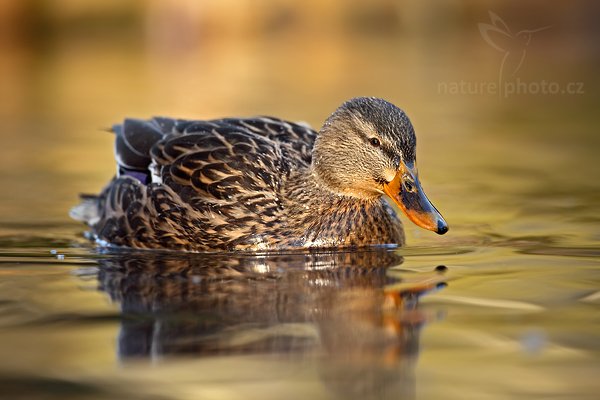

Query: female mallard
left=71, top=97, right=448, bottom=251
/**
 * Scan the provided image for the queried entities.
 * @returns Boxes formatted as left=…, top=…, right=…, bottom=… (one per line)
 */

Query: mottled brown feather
left=73, top=100, right=410, bottom=251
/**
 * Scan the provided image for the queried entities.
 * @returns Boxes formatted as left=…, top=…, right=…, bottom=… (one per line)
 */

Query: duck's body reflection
left=96, top=249, right=444, bottom=399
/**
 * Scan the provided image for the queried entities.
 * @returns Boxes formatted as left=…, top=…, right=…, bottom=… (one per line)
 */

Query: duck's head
left=313, top=97, right=448, bottom=235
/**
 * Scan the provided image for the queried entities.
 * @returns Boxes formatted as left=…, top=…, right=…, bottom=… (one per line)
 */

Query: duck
left=71, top=97, right=448, bottom=252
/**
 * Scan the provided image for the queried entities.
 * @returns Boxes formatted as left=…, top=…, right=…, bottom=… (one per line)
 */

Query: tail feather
left=70, top=194, right=100, bottom=226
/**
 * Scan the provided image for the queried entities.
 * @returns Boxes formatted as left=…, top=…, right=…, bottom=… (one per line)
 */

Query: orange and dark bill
left=383, top=164, right=448, bottom=235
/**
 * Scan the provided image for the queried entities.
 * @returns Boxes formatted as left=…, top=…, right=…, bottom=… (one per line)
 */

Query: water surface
left=0, top=6, right=599, bottom=399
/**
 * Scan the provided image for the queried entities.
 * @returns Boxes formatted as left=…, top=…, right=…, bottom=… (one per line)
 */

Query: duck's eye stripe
left=369, top=138, right=381, bottom=147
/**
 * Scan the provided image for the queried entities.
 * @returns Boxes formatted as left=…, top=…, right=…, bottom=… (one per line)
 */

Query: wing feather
left=111, top=115, right=315, bottom=230
left=146, top=122, right=289, bottom=222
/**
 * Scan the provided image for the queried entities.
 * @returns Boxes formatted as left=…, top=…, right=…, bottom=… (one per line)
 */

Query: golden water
left=0, top=18, right=598, bottom=400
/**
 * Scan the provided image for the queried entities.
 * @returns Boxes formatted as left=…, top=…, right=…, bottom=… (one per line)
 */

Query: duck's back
left=72, top=116, right=317, bottom=251
left=114, top=116, right=316, bottom=181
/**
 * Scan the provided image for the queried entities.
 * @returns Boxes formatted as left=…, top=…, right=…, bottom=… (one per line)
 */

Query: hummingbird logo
left=478, top=11, right=550, bottom=86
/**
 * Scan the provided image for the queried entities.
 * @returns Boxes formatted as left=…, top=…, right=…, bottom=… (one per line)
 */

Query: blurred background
left=0, top=0, right=598, bottom=234
left=0, top=3, right=599, bottom=399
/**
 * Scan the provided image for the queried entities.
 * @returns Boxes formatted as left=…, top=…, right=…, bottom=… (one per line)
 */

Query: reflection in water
left=96, top=249, right=445, bottom=399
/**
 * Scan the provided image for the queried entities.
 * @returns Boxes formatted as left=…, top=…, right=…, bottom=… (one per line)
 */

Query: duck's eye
left=369, top=138, right=381, bottom=147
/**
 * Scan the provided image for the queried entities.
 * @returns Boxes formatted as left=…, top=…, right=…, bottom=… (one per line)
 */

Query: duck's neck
left=292, top=168, right=378, bottom=206
left=282, top=170, right=403, bottom=248
left=309, top=163, right=382, bottom=202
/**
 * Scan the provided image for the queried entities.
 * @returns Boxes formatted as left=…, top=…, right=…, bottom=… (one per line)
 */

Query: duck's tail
left=69, top=194, right=100, bottom=226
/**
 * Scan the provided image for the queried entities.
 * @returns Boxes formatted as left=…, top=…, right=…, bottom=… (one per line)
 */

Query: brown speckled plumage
left=71, top=97, right=445, bottom=252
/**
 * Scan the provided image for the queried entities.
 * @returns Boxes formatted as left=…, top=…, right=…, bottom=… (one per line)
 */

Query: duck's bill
left=383, top=170, right=448, bottom=235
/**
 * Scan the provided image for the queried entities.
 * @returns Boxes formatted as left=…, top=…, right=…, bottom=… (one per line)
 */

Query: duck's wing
left=112, top=116, right=316, bottom=180
left=112, top=117, right=177, bottom=182
left=149, top=121, right=291, bottom=218
left=108, top=116, right=316, bottom=227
